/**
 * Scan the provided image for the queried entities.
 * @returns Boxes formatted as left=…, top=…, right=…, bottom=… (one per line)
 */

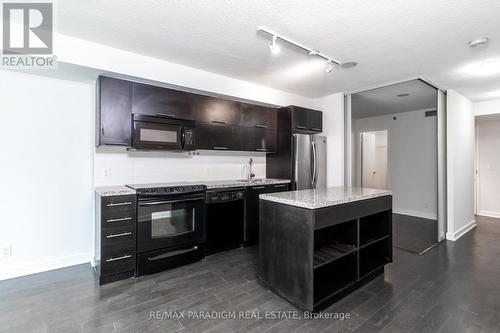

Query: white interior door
left=361, top=130, right=388, bottom=189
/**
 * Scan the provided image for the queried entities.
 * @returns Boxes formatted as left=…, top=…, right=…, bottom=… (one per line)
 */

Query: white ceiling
left=58, top=0, right=500, bottom=100
left=352, top=79, right=437, bottom=119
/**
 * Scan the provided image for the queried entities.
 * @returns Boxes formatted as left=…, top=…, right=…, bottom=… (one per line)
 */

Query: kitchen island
left=258, top=187, right=393, bottom=311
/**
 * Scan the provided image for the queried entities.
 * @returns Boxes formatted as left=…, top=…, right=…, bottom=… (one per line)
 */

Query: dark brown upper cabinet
left=193, top=95, right=241, bottom=125
left=240, top=127, right=277, bottom=153
left=132, top=83, right=194, bottom=120
left=240, top=104, right=277, bottom=129
left=289, top=106, right=323, bottom=133
left=97, top=76, right=133, bottom=146
left=195, top=123, right=241, bottom=151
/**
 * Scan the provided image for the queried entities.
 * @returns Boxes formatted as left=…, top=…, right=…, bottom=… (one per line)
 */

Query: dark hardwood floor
left=1, top=216, right=499, bottom=333
left=393, top=213, right=438, bottom=254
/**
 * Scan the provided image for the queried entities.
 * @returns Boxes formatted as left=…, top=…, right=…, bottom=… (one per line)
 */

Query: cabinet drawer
left=101, top=242, right=136, bottom=276
left=101, top=225, right=136, bottom=244
left=101, top=195, right=136, bottom=219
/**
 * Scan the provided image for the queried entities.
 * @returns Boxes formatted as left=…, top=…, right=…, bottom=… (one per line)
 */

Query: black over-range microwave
left=132, top=114, right=196, bottom=150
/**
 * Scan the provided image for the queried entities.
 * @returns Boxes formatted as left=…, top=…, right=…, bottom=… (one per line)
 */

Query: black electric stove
left=126, top=183, right=206, bottom=276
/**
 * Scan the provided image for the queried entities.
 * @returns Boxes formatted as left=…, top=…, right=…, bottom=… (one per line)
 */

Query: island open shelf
left=258, top=190, right=392, bottom=311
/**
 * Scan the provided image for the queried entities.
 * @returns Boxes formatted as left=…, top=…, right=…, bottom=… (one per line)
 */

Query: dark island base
left=258, top=195, right=393, bottom=312
left=258, top=266, right=384, bottom=312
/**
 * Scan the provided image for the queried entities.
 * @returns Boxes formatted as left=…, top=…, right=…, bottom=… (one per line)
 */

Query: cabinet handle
left=106, top=232, right=132, bottom=239
left=106, top=217, right=132, bottom=223
left=256, top=148, right=267, bottom=152
left=255, top=124, right=268, bottom=128
left=213, top=146, right=228, bottom=150
left=106, top=254, right=132, bottom=262
left=311, top=127, right=321, bottom=131
left=106, top=202, right=133, bottom=207
left=274, top=184, right=288, bottom=188
left=211, top=120, right=226, bottom=124
left=253, top=186, right=266, bottom=190
left=296, top=125, right=307, bottom=130
left=156, top=113, right=175, bottom=118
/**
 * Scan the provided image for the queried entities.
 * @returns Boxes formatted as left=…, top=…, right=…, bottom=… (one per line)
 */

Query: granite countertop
left=96, top=179, right=291, bottom=196
left=95, top=186, right=136, bottom=197
left=259, top=186, right=392, bottom=209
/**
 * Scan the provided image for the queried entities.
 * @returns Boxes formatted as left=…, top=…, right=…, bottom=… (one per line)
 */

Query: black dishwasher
left=206, top=188, right=245, bottom=255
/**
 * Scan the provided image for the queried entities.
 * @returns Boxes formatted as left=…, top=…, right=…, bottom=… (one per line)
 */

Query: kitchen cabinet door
left=245, top=183, right=290, bottom=244
left=240, top=104, right=277, bottom=129
left=291, top=106, right=310, bottom=131
left=307, top=110, right=323, bottom=132
left=193, top=95, right=241, bottom=125
left=195, top=123, right=241, bottom=151
left=98, top=76, right=133, bottom=146
left=132, top=83, right=194, bottom=120
left=240, top=127, right=277, bottom=153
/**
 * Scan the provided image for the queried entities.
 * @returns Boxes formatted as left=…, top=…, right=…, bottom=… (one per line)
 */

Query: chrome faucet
left=248, top=158, right=256, bottom=181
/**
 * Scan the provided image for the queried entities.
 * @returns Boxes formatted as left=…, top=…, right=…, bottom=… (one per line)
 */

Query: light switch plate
left=1, top=244, right=12, bottom=258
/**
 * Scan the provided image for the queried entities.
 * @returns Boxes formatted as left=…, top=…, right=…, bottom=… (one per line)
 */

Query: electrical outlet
left=1, top=244, right=12, bottom=258
left=103, top=169, right=112, bottom=179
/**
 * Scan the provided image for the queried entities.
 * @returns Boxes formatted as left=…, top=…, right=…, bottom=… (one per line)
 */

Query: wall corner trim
left=446, top=219, right=476, bottom=241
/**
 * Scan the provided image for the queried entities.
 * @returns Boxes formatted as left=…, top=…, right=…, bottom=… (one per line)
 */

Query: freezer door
left=294, top=134, right=313, bottom=190
left=313, top=135, right=327, bottom=189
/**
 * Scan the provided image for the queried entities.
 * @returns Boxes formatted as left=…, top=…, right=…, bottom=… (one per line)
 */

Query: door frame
left=344, top=78, right=447, bottom=243
left=360, top=130, right=389, bottom=189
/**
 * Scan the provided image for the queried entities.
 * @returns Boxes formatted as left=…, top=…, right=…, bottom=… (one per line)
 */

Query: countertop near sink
left=96, top=179, right=291, bottom=196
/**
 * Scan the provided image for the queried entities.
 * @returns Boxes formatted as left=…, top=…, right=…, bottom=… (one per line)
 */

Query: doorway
left=345, top=79, right=443, bottom=255
left=361, top=130, right=388, bottom=190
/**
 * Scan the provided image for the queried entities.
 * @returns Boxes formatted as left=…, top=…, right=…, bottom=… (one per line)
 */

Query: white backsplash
left=94, top=147, right=267, bottom=186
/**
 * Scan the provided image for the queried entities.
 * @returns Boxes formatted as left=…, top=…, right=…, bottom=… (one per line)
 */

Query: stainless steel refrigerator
left=293, top=134, right=327, bottom=190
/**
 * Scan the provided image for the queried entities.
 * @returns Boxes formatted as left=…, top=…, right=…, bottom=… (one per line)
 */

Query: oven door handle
left=139, top=197, right=204, bottom=206
left=147, top=246, right=198, bottom=261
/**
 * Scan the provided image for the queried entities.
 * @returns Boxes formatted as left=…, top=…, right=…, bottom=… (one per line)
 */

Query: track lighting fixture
left=258, top=26, right=354, bottom=74
left=269, top=35, right=281, bottom=55
left=325, top=60, right=335, bottom=73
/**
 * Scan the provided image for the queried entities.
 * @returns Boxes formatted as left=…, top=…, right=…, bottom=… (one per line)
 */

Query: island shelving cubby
left=259, top=191, right=392, bottom=311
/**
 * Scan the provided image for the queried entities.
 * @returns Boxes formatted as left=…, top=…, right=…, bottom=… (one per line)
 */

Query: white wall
left=314, top=93, right=344, bottom=187
left=95, top=149, right=266, bottom=186
left=0, top=70, right=94, bottom=280
left=352, top=109, right=438, bottom=220
left=476, top=119, right=500, bottom=218
left=474, top=99, right=500, bottom=117
left=446, top=90, right=476, bottom=241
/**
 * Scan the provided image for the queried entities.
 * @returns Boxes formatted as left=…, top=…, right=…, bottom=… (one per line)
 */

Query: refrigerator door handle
left=312, top=141, right=317, bottom=188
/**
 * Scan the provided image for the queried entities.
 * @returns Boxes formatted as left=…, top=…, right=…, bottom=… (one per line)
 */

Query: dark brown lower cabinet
left=245, top=183, right=290, bottom=244
left=95, top=194, right=137, bottom=285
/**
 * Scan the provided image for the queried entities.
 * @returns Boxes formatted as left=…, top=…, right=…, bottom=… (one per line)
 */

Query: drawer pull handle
left=213, top=146, right=228, bottom=150
left=147, top=246, right=198, bottom=261
left=296, top=125, right=307, bottom=129
left=256, top=148, right=267, bottom=152
left=106, top=202, right=132, bottom=207
left=106, top=217, right=132, bottom=223
left=156, top=113, right=175, bottom=118
left=311, top=127, right=321, bottom=131
left=211, top=120, right=226, bottom=124
left=255, top=124, right=268, bottom=128
left=253, top=186, right=266, bottom=190
left=274, top=184, right=288, bottom=188
left=106, top=254, right=132, bottom=262
left=106, top=232, right=132, bottom=239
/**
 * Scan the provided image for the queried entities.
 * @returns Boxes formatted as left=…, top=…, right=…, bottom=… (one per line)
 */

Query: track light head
left=269, top=35, right=281, bottom=55
left=325, top=60, right=335, bottom=73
